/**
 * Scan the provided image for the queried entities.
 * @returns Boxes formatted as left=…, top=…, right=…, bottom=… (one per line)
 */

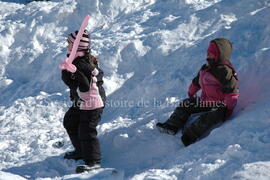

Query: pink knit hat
left=67, top=30, right=90, bottom=52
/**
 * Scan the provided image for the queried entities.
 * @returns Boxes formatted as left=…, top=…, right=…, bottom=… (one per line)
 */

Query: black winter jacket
left=61, top=56, right=106, bottom=105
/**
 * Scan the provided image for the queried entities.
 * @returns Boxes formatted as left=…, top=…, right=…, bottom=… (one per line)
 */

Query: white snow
left=0, top=0, right=270, bottom=179
left=232, top=161, right=270, bottom=180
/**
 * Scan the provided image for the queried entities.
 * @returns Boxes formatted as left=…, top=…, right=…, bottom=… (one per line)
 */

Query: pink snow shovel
left=59, top=15, right=90, bottom=72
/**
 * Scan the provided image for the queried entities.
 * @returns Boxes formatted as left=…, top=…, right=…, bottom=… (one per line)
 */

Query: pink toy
left=59, top=15, right=90, bottom=72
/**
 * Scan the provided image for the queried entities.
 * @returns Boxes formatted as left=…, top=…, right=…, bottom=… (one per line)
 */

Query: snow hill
left=0, top=0, right=270, bottom=179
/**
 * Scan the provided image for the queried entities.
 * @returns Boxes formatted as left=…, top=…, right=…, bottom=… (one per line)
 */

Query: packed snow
left=0, top=0, right=270, bottom=179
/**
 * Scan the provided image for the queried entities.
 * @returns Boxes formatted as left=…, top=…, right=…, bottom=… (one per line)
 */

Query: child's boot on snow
left=156, top=122, right=178, bottom=135
left=76, top=160, right=101, bottom=173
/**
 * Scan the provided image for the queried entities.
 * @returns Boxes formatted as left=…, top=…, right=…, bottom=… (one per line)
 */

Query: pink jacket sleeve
left=188, top=82, right=201, bottom=98
left=224, top=93, right=239, bottom=119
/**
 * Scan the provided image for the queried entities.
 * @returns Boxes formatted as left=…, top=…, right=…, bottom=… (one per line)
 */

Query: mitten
left=224, top=93, right=239, bottom=119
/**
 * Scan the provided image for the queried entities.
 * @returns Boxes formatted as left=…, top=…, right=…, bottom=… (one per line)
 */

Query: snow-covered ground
left=0, top=0, right=270, bottom=179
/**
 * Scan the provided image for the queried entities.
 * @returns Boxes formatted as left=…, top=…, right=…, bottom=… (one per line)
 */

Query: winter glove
left=59, top=61, right=77, bottom=73
left=188, top=82, right=200, bottom=98
left=224, top=93, right=239, bottom=119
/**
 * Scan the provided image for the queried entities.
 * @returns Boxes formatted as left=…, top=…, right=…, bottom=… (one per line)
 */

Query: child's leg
left=79, top=108, right=103, bottom=164
left=181, top=106, right=226, bottom=146
left=164, top=98, right=212, bottom=131
left=63, top=107, right=81, bottom=153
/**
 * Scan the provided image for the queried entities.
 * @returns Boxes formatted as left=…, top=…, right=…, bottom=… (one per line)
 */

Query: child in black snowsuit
left=61, top=30, right=106, bottom=172
left=156, top=38, right=239, bottom=146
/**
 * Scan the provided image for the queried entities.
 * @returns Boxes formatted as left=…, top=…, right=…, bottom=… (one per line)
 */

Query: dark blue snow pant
left=166, top=97, right=226, bottom=146
left=63, top=106, right=103, bottom=163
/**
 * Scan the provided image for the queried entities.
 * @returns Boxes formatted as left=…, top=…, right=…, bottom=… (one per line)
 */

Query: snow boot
left=156, top=122, right=178, bottom=135
left=64, top=150, right=83, bottom=160
left=181, top=128, right=198, bottom=147
left=76, top=161, right=101, bottom=173
left=181, top=134, right=195, bottom=146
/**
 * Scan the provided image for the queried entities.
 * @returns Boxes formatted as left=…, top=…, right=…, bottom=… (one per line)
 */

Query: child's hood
left=212, top=38, right=233, bottom=62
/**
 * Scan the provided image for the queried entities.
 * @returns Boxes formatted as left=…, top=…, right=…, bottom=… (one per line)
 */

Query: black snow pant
left=166, top=97, right=226, bottom=146
left=63, top=107, right=103, bottom=163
